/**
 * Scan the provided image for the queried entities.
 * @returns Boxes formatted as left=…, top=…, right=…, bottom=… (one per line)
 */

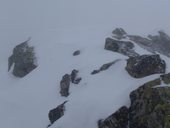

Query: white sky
left=0, top=0, right=170, bottom=59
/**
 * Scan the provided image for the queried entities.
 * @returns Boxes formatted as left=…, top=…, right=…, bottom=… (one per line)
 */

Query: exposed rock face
left=99, top=78, right=170, bottom=128
left=91, top=59, right=120, bottom=75
left=73, top=50, right=80, bottom=56
left=112, top=28, right=127, bottom=40
left=71, top=69, right=82, bottom=84
left=161, top=73, right=170, bottom=84
left=129, top=78, right=170, bottom=128
left=128, top=31, right=170, bottom=57
left=126, top=54, right=166, bottom=78
left=98, top=106, right=129, bottom=128
left=48, top=101, right=67, bottom=126
left=128, top=35, right=155, bottom=53
left=60, top=74, right=70, bottom=97
left=105, top=38, right=139, bottom=57
left=8, top=40, right=37, bottom=77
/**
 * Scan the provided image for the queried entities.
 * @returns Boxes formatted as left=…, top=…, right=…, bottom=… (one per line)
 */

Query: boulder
left=60, top=74, right=70, bottom=97
left=129, top=78, right=170, bottom=128
left=126, top=54, right=166, bottom=78
left=8, top=39, right=37, bottom=77
left=112, top=28, right=127, bottom=40
left=71, top=69, right=82, bottom=84
left=48, top=101, right=67, bottom=125
left=73, top=50, right=80, bottom=56
left=98, top=106, right=129, bottom=128
left=105, top=38, right=139, bottom=57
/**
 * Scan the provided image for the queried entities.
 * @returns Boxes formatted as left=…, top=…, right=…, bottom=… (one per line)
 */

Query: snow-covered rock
left=105, top=38, right=139, bottom=57
left=126, top=54, right=166, bottom=78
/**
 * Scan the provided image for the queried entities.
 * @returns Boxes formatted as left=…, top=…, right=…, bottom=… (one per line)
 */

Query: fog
left=0, top=0, right=170, bottom=60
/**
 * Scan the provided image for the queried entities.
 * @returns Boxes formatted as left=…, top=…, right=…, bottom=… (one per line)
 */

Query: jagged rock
left=98, top=78, right=170, bottom=128
left=129, top=78, right=170, bottom=128
left=71, top=69, right=82, bottom=84
left=98, top=106, right=129, bottom=128
left=60, top=74, right=70, bottom=97
left=128, top=31, right=170, bottom=57
left=48, top=101, right=67, bottom=126
left=8, top=39, right=37, bottom=77
left=105, top=38, right=139, bottom=57
left=128, top=35, right=155, bottom=53
left=91, top=59, right=120, bottom=75
left=112, top=28, right=127, bottom=40
left=73, top=50, right=81, bottom=56
left=161, top=73, right=170, bottom=84
left=126, top=54, right=166, bottom=78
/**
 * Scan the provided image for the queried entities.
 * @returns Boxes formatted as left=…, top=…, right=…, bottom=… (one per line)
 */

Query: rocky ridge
left=7, top=28, right=170, bottom=128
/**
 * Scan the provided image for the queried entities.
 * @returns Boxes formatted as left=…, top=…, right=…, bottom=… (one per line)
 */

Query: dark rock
left=71, top=69, right=81, bottom=84
left=74, top=77, right=82, bottom=84
left=128, top=31, right=170, bottom=57
left=129, top=78, right=170, bottom=128
left=126, top=54, right=166, bottom=78
left=91, top=59, right=120, bottom=75
left=8, top=39, right=37, bottom=77
left=105, top=38, right=139, bottom=57
left=98, top=106, right=129, bottom=128
left=112, top=28, right=127, bottom=40
left=161, top=73, right=170, bottom=84
left=97, top=77, right=170, bottom=128
left=91, top=70, right=100, bottom=75
left=48, top=101, right=67, bottom=125
left=71, top=69, right=78, bottom=83
left=100, top=60, right=120, bottom=71
left=128, top=35, right=155, bottom=53
left=60, top=74, right=70, bottom=97
left=73, top=50, right=80, bottom=56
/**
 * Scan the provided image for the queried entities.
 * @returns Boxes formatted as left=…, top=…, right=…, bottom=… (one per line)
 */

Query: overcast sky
left=0, top=0, right=170, bottom=52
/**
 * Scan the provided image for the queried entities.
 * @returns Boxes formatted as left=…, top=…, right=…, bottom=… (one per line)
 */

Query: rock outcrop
left=60, top=74, right=71, bottom=97
left=48, top=101, right=67, bottom=126
left=8, top=39, right=37, bottom=77
left=129, top=78, right=170, bottom=128
left=105, top=38, right=139, bottom=57
left=126, top=54, right=166, bottom=78
left=91, top=59, right=120, bottom=75
left=128, top=31, right=170, bottom=57
left=99, top=78, right=170, bottom=128
left=112, top=28, right=127, bottom=40
left=98, top=106, right=129, bottom=128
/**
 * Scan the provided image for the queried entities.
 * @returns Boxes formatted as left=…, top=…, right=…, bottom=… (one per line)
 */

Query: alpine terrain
left=1, top=0, right=170, bottom=128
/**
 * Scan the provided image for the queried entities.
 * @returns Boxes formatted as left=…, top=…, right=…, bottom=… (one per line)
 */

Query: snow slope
left=0, top=0, right=170, bottom=128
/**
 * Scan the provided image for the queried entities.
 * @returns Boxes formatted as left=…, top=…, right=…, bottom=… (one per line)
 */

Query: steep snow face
left=0, top=0, right=170, bottom=128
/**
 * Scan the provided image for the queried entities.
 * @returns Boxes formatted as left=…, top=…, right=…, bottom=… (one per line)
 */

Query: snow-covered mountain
left=1, top=1, right=170, bottom=128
